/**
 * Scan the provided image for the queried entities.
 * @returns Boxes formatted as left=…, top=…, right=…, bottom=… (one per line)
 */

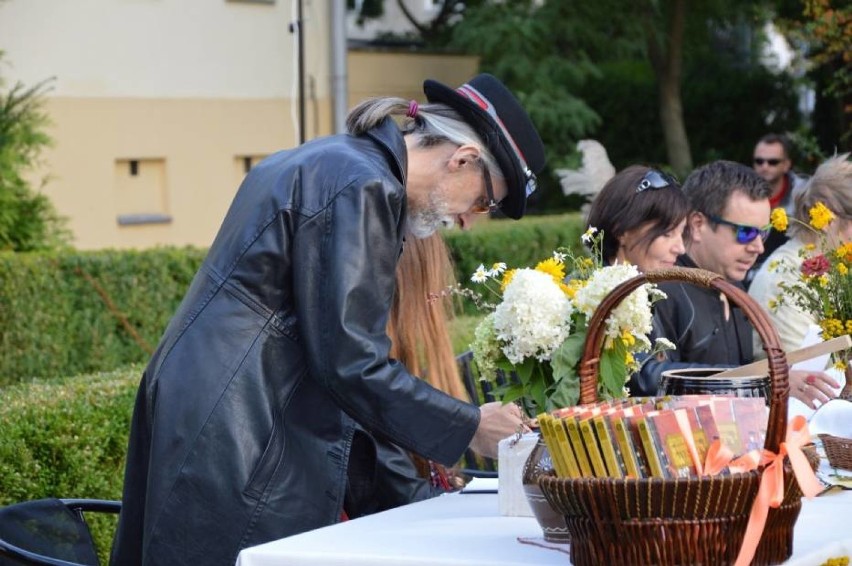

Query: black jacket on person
left=630, top=255, right=754, bottom=396
left=109, top=118, right=480, bottom=566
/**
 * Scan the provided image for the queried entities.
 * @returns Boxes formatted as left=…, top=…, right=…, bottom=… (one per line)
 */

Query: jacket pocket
left=243, top=413, right=286, bottom=501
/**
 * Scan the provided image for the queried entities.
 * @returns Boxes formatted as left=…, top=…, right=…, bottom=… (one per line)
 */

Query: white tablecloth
left=236, top=488, right=852, bottom=566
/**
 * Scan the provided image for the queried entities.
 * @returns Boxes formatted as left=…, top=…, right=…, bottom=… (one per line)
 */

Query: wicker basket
left=821, top=433, right=852, bottom=471
left=538, top=267, right=809, bottom=566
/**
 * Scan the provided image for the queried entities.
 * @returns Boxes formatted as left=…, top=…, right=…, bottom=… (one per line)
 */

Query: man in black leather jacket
left=631, top=161, right=773, bottom=395
left=631, top=161, right=835, bottom=398
left=110, top=74, right=545, bottom=566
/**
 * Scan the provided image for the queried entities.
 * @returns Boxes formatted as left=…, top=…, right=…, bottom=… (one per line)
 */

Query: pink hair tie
left=406, top=100, right=419, bottom=118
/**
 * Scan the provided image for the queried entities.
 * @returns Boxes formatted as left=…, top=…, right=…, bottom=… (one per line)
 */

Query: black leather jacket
left=630, top=256, right=753, bottom=396
left=110, top=119, right=480, bottom=566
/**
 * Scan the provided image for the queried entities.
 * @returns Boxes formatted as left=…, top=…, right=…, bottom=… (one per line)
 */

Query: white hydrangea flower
left=574, top=263, right=654, bottom=341
left=492, top=269, right=574, bottom=364
left=471, top=313, right=500, bottom=378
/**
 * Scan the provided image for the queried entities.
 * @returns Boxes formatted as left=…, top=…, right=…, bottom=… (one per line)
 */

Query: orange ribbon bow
left=734, top=415, right=824, bottom=566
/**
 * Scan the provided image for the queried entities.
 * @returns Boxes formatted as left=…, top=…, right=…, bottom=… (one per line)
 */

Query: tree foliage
left=0, top=56, right=68, bottom=251
left=778, top=0, right=851, bottom=146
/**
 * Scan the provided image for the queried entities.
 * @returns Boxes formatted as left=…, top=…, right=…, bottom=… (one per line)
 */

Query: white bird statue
left=554, top=140, right=615, bottom=212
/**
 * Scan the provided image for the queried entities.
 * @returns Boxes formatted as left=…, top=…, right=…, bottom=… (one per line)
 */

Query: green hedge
left=0, top=364, right=141, bottom=562
left=0, top=248, right=206, bottom=386
left=444, top=213, right=585, bottom=284
left=0, top=214, right=585, bottom=385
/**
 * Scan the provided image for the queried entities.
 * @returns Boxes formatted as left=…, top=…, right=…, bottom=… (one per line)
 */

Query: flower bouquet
left=769, top=204, right=852, bottom=398
left=466, top=228, right=672, bottom=414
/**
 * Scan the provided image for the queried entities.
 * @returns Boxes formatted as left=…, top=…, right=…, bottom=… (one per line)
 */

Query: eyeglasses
left=470, top=163, right=501, bottom=214
left=753, top=157, right=782, bottom=166
left=706, top=214, right=772, bottom=244
left=636, top=169, right=678, bottom=193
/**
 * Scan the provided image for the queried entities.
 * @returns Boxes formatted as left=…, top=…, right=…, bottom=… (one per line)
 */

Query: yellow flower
left=839, top=263, right=849, bottom=276
left=768, top=259, right=780, bottom=272
left=846, top=319, right=852, bottom=334
left=768, top=298, right=778, bottom=310
left=625, top=352, right=635, bottom=365
left=837, top=243, right=852, bottom=263
left=562, top=278, right=585, bottom=298
left=820, top=318, right=844, bottom=339
left=809, top=202, right=835, bottom=230
left=500, top=269, right=517, bottom=293
left=819, top=274, right=830, bottom=287
left=621, top=330, right=636, bottom=347
left=805, top=243, right=816, bottom=251
left=770, top=208, right=788, bottom=231
left=535, top=257, right=566, bottom=282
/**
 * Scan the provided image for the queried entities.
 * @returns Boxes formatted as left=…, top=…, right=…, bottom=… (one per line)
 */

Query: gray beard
left=406, top=192, right=454, bottom=239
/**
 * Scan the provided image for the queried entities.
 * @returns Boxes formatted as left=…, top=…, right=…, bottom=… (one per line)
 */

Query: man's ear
left=448, top=145, right=482, bottom=171
left=688, top=211, right=705, bottom=242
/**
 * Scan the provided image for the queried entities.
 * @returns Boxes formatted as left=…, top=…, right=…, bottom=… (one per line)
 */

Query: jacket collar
left=364, top=118, right=407, bottom=186
left=676, top=254, right=747, bottom=292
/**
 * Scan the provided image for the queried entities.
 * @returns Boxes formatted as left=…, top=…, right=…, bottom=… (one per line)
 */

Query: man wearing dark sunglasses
left=631, top=161, right=771, bottom=395
left=749, top=133, right=808, bottom=283
left=631, top=160, right=830, bottom=398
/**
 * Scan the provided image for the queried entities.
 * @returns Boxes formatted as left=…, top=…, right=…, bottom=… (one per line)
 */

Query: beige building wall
left=1, top=0, right=478, bottom=250
left=348, top=50, right=479, bottom=104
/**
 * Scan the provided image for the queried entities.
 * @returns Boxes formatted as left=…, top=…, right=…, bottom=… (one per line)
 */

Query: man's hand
left=468, top=401, right=530, bottom=459
left=788, top=369, right=840, bottom=409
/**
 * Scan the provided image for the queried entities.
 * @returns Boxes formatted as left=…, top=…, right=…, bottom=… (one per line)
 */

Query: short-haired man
left=749, top=133, right=808, bottom=282
left=630, top=160, right=830, bottom=397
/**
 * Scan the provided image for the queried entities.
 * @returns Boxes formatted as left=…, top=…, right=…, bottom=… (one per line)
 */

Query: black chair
left=0, top=498, right=120, bottom=566
left=457, top=350, right=519, bottom=477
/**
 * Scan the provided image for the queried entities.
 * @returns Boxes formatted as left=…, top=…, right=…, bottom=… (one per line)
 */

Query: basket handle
left=577, top=266, right=789, bottom=454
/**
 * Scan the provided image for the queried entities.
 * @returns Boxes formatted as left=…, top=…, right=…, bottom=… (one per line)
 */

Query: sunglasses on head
left=753, top=157, right=782, bottom=166
left=706, top=214, right=772, bottom=244
left=636, top=169, right=678, bottom=193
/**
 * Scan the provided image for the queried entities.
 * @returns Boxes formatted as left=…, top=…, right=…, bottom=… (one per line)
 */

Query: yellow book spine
left=564, top=416, right=593, bottom=477
left=538, top=416, right=568, bottom=478
left=579, top=417, right=608, bottom=478
left=554, top=418, right=581, bottom=478
left=613, top=417, right=643, bottom=478
left=594, top=415, right=624, bottom=478
left=636, top=417, right=668, bottom=478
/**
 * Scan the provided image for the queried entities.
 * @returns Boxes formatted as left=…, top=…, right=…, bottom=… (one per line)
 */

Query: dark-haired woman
left=585, top=165, right=690, bottom=272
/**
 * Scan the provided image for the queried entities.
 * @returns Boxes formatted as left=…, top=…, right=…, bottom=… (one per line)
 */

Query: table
left=236, top=488, right=851, bottom=566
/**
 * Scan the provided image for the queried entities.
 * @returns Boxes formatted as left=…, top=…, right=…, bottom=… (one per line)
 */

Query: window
left=114, top=158, right=172, bottom=226
left=235, top=154, right=269, bottom=183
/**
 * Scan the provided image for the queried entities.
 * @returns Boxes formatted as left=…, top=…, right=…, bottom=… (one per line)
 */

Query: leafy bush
left=0, top=64, right=69, bottom=251
left=0, top=364, right=140, bottom=561
left=0, top=215, right=585, bottom=384
left=0, top=247, right=205, bottom=385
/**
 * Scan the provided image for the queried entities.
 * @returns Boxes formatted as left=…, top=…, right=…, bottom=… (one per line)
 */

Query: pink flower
left=801, top=254, right=830, bottom=277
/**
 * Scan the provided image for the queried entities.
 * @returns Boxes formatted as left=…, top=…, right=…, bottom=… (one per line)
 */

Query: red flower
left=801, top=254, right=830, bottom=276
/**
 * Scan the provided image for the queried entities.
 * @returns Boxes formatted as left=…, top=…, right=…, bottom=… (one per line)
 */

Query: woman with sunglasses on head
left=585, top=165, right=690, bottom=273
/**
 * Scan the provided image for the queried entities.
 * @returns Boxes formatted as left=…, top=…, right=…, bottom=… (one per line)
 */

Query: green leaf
left=547, top=375, right=580, bottom=410
left=599, top=342, right=628, bottom=399
left=551, top=331, right=585, bottom=376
